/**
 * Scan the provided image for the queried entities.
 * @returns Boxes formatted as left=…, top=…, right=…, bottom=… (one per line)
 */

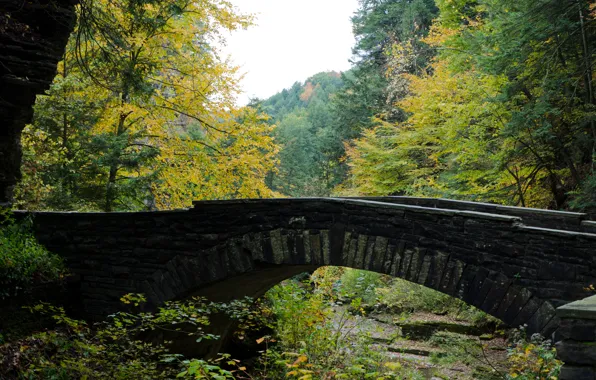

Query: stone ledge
left=338, top=198, right=522, bottom=221
left=349, top=196, right=587, bottom=219
left=516, top=225, right=596, bottom=240
left=191, top=197, right=523, bottom=224
left=12, top=209, right=190, bottom=217
left=559, top=365, right=596, bottom=380
left=582, top=221, right=596, bottom=231
left=557, top=295, right=596, bottom=320
left=556, top=340, right=596, bottom=364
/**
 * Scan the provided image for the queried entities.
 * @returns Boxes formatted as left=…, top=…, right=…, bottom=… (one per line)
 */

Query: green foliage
left=375, top=277, right=459, bottom=314
left=17, top=0, right=277, bottom=212
left=259, top=0, right=441, bottom=198
left=351, top=0, right=438, bottom=65
left=428, top=331, right=507, bottom=379
left=429, top=331, right=482, bottom=366
left=344, top=0, right=596, bottom=210
left=0, top=213, right=66, bottom=300
left=569, top=173, right=596, bottom=212
left=337, top=268, right=388, bottom=304
left=314, top=268, right=495, bottom=325
left=332, top=0, right=438, bottom=141
left=259, top=72, right=348, bottom=197
left=177, top=353, right=250, bottom=379
left=0, top=294, right=257, bottom=379
left=383, top=278, right=501, bottom=328
left=259, top=275, right=426, bottom=379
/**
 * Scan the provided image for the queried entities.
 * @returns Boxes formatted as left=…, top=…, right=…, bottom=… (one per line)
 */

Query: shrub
left=569, top=173, right=596, bottom=212
left=0, top=212, right=66, bottom=300
left=506, top=327, right=562, bottom=380
left=337, top=268, right=388, bottom=304
left=375, top=277, right=500, bottom=327
left=429, top=331, right=483, bottom=366
left=375, top=277, right=459, bottom=314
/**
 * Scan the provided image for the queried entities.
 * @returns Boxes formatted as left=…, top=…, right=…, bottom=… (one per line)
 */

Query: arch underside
left=148, top=227, right=559, bottom=338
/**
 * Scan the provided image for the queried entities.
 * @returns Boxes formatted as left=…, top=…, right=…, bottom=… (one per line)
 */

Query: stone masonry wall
left=351, top=196, right=594, bottom=232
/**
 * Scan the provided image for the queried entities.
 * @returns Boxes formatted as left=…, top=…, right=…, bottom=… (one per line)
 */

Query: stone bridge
left=15, top=196, right=596, bottom=377
left=19, top=199, right=593, bottom=313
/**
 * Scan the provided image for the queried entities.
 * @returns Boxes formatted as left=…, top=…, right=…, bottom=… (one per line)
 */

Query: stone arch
left=146, top=228, right=558, bottom=339
left=148, top=228, right=558, bottom=358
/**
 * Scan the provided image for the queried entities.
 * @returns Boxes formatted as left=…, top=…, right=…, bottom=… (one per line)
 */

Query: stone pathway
left=329, top=305, right=509, bottom=379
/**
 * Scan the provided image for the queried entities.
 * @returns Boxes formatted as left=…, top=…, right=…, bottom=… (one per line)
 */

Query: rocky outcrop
left=0, top=0, right=77, bottom=204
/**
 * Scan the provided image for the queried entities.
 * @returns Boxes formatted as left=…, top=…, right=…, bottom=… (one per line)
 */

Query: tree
left=17, top=0, right=278, bottom=211
left=333, top=0, right=439, bottom=139
left=260, top=72, right=347, bottom=197
left=435, top=0, right=596, bottom=209
left=343, top=59, right=521, bottom=203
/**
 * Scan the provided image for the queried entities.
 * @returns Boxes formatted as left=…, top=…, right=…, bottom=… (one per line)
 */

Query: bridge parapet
left=10, top=198, right=595, bottom=334
left=348, top=196, right=592, bottom=232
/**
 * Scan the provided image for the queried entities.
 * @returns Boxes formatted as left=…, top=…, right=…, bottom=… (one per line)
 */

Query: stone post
left=556, top=295, right=596, bottom=379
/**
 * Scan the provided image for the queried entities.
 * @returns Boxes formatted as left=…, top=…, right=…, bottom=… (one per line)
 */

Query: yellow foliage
left=19, top=0, right=278, bottom=211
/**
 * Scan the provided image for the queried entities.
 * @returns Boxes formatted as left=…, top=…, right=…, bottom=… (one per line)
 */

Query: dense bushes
left=0, top=212, right=66, bottom=300
left=333, top=267, right=494, bottom=325
left=261, top=273, right=426, bottom=379
left=0, top=294, right=256, bottom=379
left=506, top=327, right=561, bottom=380
left=261, top=268, right=559, bottom=380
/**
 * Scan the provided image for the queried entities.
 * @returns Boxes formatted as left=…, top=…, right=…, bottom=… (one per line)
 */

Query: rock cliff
left=0, top=0, right=77, bottom=204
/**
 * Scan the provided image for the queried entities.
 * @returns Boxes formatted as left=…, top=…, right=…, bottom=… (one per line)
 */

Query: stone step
left=395, top=321, right=485, bottom=340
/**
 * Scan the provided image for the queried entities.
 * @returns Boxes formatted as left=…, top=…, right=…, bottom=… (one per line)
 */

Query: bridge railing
left=190, top=196, right=596, bottom=233
left=342, top=196, right=593, bottom=233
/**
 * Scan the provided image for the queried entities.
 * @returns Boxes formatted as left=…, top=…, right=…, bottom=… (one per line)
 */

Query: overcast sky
left=220, top=0, right=359, bottom=105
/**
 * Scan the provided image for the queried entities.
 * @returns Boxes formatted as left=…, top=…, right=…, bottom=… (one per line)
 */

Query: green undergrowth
left=333, top=267, right=498, bottom=328
left=255, top=271, right=428, bottom=379
left=0, top=266, right=563, bottom=379
left=0, top=210, right=66, bottom=301
left=267, top=267, right=561, bottom=380
left=0, top=294, right=261, bottom=379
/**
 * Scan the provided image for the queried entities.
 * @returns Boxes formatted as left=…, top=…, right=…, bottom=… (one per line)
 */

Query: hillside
left=259, top=71, right=347, bottom=197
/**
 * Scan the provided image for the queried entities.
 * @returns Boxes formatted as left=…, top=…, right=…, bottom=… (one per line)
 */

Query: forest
left=1, top=0, right=595, bottom=378
left=12, top=0, right=596, bottom=213
left=260, top=0, right=596, bottom=212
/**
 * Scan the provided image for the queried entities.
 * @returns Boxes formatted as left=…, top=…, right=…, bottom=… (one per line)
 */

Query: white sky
left=220, top=0, right=359, bottom=105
